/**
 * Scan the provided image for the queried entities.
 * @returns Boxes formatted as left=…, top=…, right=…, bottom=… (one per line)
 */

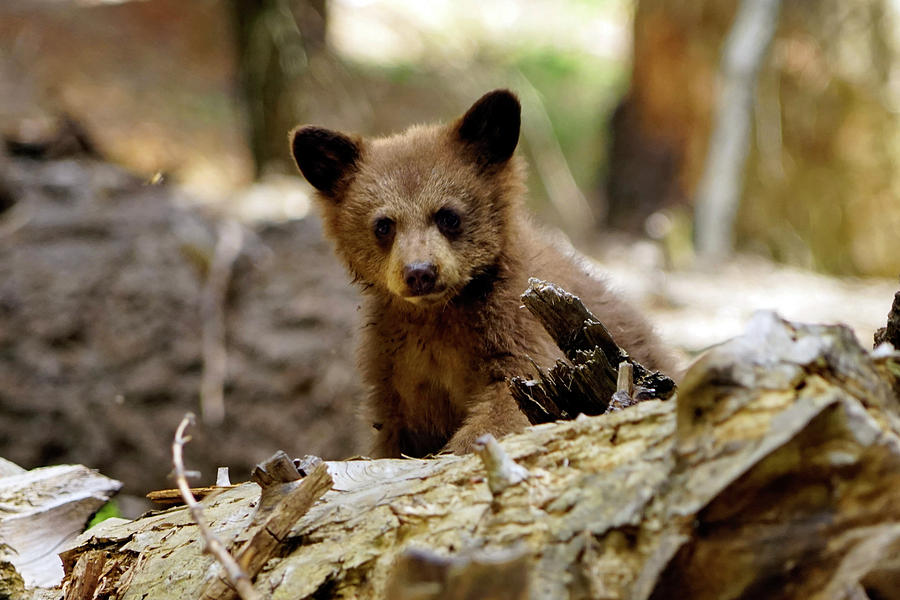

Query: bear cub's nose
left=404, top=262, right=438, bottom=296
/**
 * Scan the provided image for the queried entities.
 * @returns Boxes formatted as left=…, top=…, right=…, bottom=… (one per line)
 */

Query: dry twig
left=200, top=453, right=333, bottom=600
left=172, top=414, right=261, bottom=600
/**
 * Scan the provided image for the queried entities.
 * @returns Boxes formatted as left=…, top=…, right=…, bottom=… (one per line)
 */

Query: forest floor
left=592, top=239, right=897, bottom=369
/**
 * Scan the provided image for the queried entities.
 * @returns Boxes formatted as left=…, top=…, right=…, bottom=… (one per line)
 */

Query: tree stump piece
left=509, top=279, right=676, bottom=423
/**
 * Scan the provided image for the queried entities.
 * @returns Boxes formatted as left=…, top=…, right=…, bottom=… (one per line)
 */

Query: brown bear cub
left=290, top=89, right=672, bottom=457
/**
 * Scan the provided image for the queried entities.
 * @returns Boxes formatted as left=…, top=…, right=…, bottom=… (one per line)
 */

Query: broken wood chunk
left=200, top=462, right=332, bottom=600
left=510, top=279, right=676, bottom=424
left=293, top=454, right=325, bottom=477
left=251, top=450, right=304, bottom=488
left=250, top=451, right=323, bottom=528
left=874, top=286, right=900, bottom=349
left=473, top=434, right=529, bottom=496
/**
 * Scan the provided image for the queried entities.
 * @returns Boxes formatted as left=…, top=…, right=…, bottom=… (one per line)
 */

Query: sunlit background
left=4, top=0, right=900, bottom=272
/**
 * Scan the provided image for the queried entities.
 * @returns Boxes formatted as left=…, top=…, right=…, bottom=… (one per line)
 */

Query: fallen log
left=48, top=305, right=900, bottom=599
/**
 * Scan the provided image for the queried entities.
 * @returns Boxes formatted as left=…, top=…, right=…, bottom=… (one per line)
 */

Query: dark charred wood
left=874, top=287, right=900, bottom=350
left=510, top=279, right=676, bottom=424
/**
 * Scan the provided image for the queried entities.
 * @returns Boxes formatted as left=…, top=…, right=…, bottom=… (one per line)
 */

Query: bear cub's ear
left=290, top=126, right=361, bottom=197
left=456, top=89, right=521, bottom=168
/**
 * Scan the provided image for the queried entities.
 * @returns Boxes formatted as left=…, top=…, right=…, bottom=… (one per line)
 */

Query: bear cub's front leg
left=443, top=382, right=531, bottom=455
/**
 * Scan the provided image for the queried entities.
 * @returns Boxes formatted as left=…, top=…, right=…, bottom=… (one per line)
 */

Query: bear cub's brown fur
left=291, top=89, right=673, bottom=457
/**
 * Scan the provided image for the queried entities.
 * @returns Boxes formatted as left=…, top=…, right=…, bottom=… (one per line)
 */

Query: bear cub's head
left=290, top=89, right=523, bottom=307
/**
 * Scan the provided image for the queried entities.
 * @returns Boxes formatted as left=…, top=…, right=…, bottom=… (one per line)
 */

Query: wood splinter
left=247, top=450, right=323, bottom=525
left=473, top=434, right=529, bottom=496
left=607, top=361, right=639, bottom=413
left=201, top=453, right=333, bottom=600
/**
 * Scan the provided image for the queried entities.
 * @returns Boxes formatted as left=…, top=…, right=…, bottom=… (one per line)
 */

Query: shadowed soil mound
left=0, top=156, right=364, bottom=498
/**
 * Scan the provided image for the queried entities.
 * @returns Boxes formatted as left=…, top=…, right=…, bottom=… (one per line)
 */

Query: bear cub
left=291, top=89, right=672, bottom=457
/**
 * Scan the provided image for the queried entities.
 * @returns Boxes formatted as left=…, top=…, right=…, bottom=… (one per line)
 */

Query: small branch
left=172, top=414, right=261, bottom=600
left=200, top=220, right=244, bottom=425
left=473, top=434, right=528, bottom=496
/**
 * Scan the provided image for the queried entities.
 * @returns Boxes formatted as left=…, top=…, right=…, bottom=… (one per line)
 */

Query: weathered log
left=509, top=279, right=676, bottom=423
left=49, top=310, right=900, bottom=599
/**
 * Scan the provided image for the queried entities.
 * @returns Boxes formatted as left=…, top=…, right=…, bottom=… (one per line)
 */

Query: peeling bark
left=0, top=463, right=120, bottom=597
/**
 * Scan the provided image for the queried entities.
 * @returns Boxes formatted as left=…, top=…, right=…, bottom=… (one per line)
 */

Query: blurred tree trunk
left=231, top=0, right=328, bottom=177
left=607, top=0, right=900, bottom=278
left=604, top=1, right=735, bottom=233
left=693, top=0, right=782, bottom=262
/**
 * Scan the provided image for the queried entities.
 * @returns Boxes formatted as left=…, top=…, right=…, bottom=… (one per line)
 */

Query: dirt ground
left=593, top=238, right=898, bottom=363
left=0, top=155, right=364, bottom=510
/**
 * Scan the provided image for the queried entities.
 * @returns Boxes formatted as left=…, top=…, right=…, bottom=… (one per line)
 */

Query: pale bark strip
left=0, top=463, right=120, bottom=591
left=694, top=0, right=783, bottom=261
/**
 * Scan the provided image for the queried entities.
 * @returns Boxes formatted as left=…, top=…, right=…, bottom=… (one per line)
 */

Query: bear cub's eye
left=373, top=217, right=395, bottom=242
left=434, top=208, right=462, bottom=238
